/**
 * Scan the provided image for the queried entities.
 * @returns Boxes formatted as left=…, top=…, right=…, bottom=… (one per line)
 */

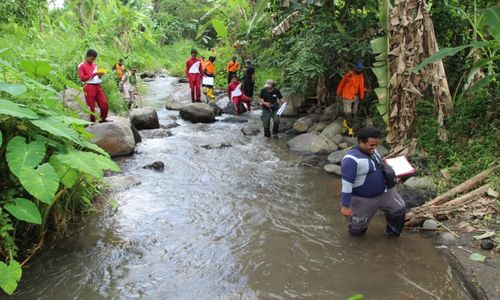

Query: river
left=12, top=77, right=470, bottom=299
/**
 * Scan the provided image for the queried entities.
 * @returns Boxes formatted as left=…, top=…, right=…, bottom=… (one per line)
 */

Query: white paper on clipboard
left=276, top=103, right=287, bottom=116
left=202, top=76, right=214, bottom=86
left=384, top=156, right=416, bottom=177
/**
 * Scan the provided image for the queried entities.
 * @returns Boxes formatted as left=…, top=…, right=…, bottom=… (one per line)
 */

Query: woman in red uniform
left=77, top=49, right=108, bottom=123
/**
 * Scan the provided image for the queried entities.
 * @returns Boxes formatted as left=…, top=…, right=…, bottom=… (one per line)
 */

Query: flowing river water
left=12, top=78, right=470, bottom=299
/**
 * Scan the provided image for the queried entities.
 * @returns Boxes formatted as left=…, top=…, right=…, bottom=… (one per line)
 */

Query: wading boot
left=264, top=128, right=271, bottom=137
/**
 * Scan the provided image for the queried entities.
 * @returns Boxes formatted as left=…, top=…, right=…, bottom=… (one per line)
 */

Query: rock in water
left=287, top=133, right=335, bottom=154
left=324, top=164, right=342, bottom=175
left=165, top=100, right=185, bottom=111
left=86, top=121, right=135, bottom=157
left=209, top=102, right=223, bottom=116
left=293, top=116, right=313, bottom=133
left=143, top=161, right=165, bottom=171
left=480, top=240, right=494, bottom=250
left=180, top=103, right=216, bottom=123
left=241, top=122, right=261, bottom=136
left=320, top=121, right=343, bottom=142
left=327, top=149, right=349, bottom=164
left=104, top=175, right=141, bottom=192
left=129, top=107, right=160, bottom=130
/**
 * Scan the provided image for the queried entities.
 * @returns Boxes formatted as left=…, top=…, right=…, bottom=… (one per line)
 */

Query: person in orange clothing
left=336, top=62, right=365, bottom=135
left=185, top=48, right=203, bottom=103
left=203, top=56, right=216, bottom=101
left=226, top=56, right=240, bottom=84
left=113, top=58, right=126, bottom=89
left=227, top=74, right=251, bottom=115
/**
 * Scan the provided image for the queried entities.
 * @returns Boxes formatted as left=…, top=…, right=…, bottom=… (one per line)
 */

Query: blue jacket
left=340, top=146, right=386, bottom=207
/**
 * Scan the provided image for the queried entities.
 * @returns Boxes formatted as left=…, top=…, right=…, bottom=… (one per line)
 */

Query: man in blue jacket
left=340, top=126, right=406, bottom=237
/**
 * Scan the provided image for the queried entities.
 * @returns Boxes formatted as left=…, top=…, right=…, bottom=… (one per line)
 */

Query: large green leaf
left=6, top=136, right=46, bottom=178
left=30, top=116, right=81, bottom=142
left=212, top=19, right=228, bottom=38
left=53, top=150, right=104, bottom=179
left=479, top=5, right=500, bottom=41
left=372, top=65, right=388, bottom=87
left=49, top=155, right=80, bottom=188
left=411, top=41, right=490, bottom=72
left=88, top=152, right=120, bottom=172
left=4, top=198, right=42, bottom=225
left=0, top=99, right=38, bottom=119
left=19, top=163, right=59, bottom=205
left=370, top=36, right=387, bottom=54
left=19, top=60, right=51, bottom=78
left=0, top=260, right=22, bottom=295
left=0, top=82, right=27, bottom=96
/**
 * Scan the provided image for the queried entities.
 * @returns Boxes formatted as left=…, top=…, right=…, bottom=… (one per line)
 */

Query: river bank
left=8, top=76, right=483, bottom=299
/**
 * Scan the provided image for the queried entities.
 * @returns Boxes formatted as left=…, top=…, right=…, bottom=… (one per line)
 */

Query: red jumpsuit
left=185, top=57, right=203, bottom=102
left=78, top=61, right=108, bottom=122
left=228, top=80, right=251, bottom=115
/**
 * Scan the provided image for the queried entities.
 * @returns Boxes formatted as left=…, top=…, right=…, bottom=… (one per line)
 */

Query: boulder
left=320, top=103, right=339, bottom=121
left=332, top=134, right=343, bottom=145
left=324, top=164, right=342, bottom=176
left=338, top=142, right=349, bottom=149
left=222, top=116, right=248, bottom=123
left=165, top=99, right=185, bottom=111
left=107, top=116, right=141, bottom=144
left=104, top=175, right=141, bottom=192
left=143, top=161, right=165, bottom=171
left=281, top=102, right=297, bottom=117
left=86, top=121, right=135, bottom=157
left=308, top=121, right=330, bottom=133
left=241, top=122, right=261, bottom=136
left=140, top=72, right=155, bottom=79
left=404, top=176, right=436, bottom=190
left=180, top=103, right=216, bottom=123
left=282, top=93, right=305, bottom=117
left=287, top=133, right=335, bottom=154
left=161, top=121, right=180, bottom=129
left=327, top=149, right=349, bottom=164
left=437, top=232, right=457, bottom=246
left=59, top=88, right=86, bottom=113
left=342, top=136, right=357, bottom=146
left=139, top=128, right=173, bottom=139
left=320, top=121, right=343, bottom=142
left=208, top=102, right=223, bottom=116
left=278, top=122, right=293, bottom=133
left=129, top=107, right=160, bottom=130
left=293, top=116, right=313, bottom=133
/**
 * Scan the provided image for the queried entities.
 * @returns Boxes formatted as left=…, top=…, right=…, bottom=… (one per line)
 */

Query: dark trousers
left=261, top=108, right=280, bottom=137
left=348, top=188, right=406, bottom=237
left=243, top=80, right=254, bottom=97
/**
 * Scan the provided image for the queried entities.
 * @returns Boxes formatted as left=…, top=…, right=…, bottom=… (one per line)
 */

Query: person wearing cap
left=185, top=48, right=203, bottom=103
left=336, top=62, right=366, bottom=135
left=227, top=74, right=251, bottom=115
left=203, top=56, right=216, bottom=101
left=243, top=59, right=255, bottom=97
left=226, top=56, right=240, bottom=84
left=259, top=79, right=286, bottom=137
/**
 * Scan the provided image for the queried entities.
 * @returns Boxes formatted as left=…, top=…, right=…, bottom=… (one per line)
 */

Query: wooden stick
left=423, top=165, right=498, bottom=207
left=442, top=184, right=489, bottom=207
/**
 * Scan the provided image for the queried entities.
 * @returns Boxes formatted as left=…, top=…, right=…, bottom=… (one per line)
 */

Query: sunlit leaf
left=0, top=82, right=27, bottom=96
left=49, top=155, right=80, bottom=188
left=19, top=60, right=52, bottom=78
left=0, top=99, right=38, bottom=119
left=479, top=5, right=500, bottom=41
left=19, top=163, right=60, bottom=205
left=473, top=231, right=496, bottom=240
left=370, top=36, right=387, bottom=54
left=4, top=198, right=42, bottom=225
left=6, top=136, right=46, bottom=178
left=52, top=150, right=104, bottom=179
left=212, top=19, right=228, bottom=38
left=30, top=116, right=81, bottom=142
left=0, top=260, right=22, bottom=295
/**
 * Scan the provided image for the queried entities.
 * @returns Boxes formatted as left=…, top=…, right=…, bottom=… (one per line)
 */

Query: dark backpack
left=371, top=154, right=397, bottom=189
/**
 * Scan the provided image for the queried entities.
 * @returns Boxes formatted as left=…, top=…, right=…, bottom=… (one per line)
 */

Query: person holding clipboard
left=259, top=79, right=286, bottom=138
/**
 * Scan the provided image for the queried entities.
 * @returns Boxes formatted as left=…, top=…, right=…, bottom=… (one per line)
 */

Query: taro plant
left=0, top=57, right=120, bottom=295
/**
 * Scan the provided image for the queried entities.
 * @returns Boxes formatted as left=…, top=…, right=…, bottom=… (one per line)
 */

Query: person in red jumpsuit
left=227, top=74, right=251, bottom=115
left=185, top=49, right=203, bottom=103
left=77, top=49, right=108, bottom=123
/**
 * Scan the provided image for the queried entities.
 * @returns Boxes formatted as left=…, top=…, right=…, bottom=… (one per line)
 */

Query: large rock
left=165, top=99, right=185, bottom=110
left=404, top=176, right=436, bottom=190
left=208, top=102, right=223, bottom=116
left=107, top=116, right=141, bottom=144
left=324, top=164, right=342, bottom=176
left=180, top=103, right=216, bottom=123
left=293, top=116, right=313, bottom=133
left=320, top=103, right=340, bottom=121
left=332, top=134, right=343, bottom=145
left=281, top=93, right=305, bottom=117
left=59, top=88, right=86, bottom=113
left=86, top=121, right=135, bottom=157
left=327, top=149, right=349, bottom=164
left=129, top=107, right=160, bottom=130
left=320, top=121, right=343, bottom=142
left=241, top=122, right=261, bottom=136
left=308, top=121, right=330, bottom=133
left=287, top=133, right=336, bottom=154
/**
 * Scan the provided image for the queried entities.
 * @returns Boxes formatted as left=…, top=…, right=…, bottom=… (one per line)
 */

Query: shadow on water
left=12, top=78, right=470, bottom=299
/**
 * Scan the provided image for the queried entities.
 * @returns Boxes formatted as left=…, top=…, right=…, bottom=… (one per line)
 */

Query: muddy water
left=13, top=78, right=470, bottom=299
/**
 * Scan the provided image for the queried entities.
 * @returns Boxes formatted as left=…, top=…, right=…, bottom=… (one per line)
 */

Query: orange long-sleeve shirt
left=336, top=71, right=365, bottom=101
left=204, top=61, right=215, bottom=76
left=226, top=60, right=239, bottom=73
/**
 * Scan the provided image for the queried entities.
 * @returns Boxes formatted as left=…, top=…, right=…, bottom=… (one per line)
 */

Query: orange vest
left=205, top=61, right=215, bottom=75
left=226, top=61, right=239, bottom=73
left=336, top=71, right=365, bottom=100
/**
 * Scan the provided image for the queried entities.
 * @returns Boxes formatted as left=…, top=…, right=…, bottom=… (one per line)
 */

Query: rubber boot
left=272, top=122, right=280, bottom=136
left=264, top=128, right=271, bottom=137
left=384, top=214, right=406, bottom=237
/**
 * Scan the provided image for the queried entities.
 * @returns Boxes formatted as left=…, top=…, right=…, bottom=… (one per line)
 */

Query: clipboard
left=276, top=103, right=287, bottom=116
left=384, top=156, right=416, bottom=177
